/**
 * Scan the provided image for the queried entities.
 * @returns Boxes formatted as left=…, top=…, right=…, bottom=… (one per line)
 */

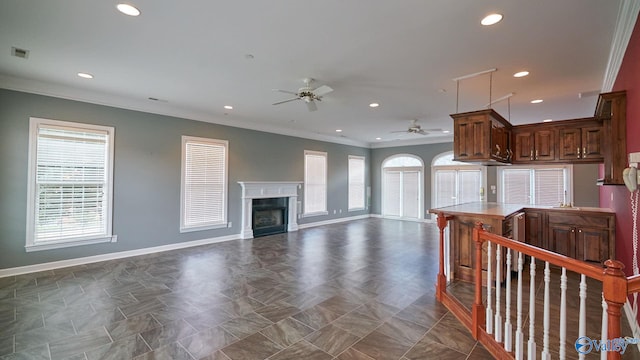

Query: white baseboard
left=369, top=213, right=435, bottom=223
left=0, top=234, right=241, bottom=278
left=297, top=214, right=371, bottom=229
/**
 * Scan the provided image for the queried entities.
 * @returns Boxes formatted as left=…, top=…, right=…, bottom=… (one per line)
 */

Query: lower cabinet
left=524, top=209, right=615, bottom=263
left=543, top=211, right=615, bottom=264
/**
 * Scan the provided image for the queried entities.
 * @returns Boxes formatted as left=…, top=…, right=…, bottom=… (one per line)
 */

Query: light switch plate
left=629, top=152, right=640, bottom=166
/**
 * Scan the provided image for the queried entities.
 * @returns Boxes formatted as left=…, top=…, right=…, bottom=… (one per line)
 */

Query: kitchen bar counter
left=429, top=202, right=616, bottom=282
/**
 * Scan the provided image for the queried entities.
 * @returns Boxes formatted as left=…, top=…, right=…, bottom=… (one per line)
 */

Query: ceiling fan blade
left=272, top=98, right=300, bottom=105
left=273, top=89, right=299, bottom=95
left=416, top=130, right=428, bottom=135
left=390, top=130, right=408, bottom=133
left=306, top=101, right=318, bottom=112
left=312, top=85, right=333, bottom=97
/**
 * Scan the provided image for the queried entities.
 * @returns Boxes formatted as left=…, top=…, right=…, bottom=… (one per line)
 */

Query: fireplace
left=252, top=198, right=288, bottom=237
left=238, top=181, right=302, bottom=239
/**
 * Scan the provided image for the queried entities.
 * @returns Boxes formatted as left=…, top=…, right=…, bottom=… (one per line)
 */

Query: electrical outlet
left=630, top=152, right=640, bottom=167
left=227, top=222, right=232, bottom=228
left=111, top=235, right=118, bottom=243
left=339, top=209, right=342, bottom=213
left=333, top=210, right=336, bottom=214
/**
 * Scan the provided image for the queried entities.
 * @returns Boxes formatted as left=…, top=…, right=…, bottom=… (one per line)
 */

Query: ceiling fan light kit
left=272, top=78, right=333, bottom=112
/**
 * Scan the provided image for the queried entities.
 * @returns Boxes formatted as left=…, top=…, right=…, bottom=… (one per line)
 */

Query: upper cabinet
left=558, top=124, right=604, bottom=161
left=451, top=91, right=626, bottom=183
left=451, top=109, right=512, bottom=164
left=595, top=91, right=627, bottom=185
left=512, top=127, right=555, bottom=162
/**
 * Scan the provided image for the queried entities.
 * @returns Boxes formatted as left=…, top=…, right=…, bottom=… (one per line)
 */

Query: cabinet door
left=513, top=131, right=533, bottom=162
left=576, top=227, right=609, bottom=263
left=525, top=211, right=544, bottom=248
left=581, top=126, right=604, bottom=160
left=558, top=128, right=581, bottom=160
left=547, top=224, right=576, bottom=258
left=534, top=129, right=556, bottom=161
left=454, top=117, right=489, bottom=160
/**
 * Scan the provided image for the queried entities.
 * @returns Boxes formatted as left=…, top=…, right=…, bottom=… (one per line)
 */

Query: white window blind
left=402, top=170, right=420, bottom=218
left=181, top=136, right=228, bottom=231
left=304, top=151, right=327, bottom=215
left=500, top=166, right=570, bottom=206
left=383, top=171, right=401, bottom=217
left=434, top=170, right=457, bottom=208
left=348, top=156, right=365, bottom=210
left=26, top=118, right=114, bottom=250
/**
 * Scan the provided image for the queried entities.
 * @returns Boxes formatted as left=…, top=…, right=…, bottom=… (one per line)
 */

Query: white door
left=382, top=169, right=421, bottom=219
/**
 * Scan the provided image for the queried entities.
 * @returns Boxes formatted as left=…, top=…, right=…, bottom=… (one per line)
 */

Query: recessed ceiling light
left=443, top=130, right=451, bottom=134
left=513, top=71, right=529, bottom=78
left=375, top=137, right=382, bottom=140
left=530, top=99, right=543, bottom=104
left=335, top=129, right=342, bottom=133
left=481, top=13, right=503, bottom=26
left=224, top=105, right=233, bottom=110
left=543, top=119, right=553, bottom=122
left=369, top=103, right=379, bottom=108
left=77, top=72, right=93, bottom=79
left=116, top=3, right=141, bottom=16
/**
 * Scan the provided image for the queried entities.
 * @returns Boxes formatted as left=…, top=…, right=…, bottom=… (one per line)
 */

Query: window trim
left=180, top=136, right=229, bottom=233
left=26, top=117, right=115, bottom=252
left=497, top=164, right=574, bottom=205
left=348, top=155, right=366, bottom=211
left=303, top=150, right=328, bottom=217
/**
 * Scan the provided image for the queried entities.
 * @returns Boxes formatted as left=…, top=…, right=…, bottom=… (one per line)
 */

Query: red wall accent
left=599, top=16, right=640, bottom=276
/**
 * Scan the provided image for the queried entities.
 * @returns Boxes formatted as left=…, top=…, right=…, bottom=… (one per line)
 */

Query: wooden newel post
left=472, top=222, right=486, bottom=339
left=603, top=259, right=626, bottom=360
left=436, top=213, right=451, bottom=301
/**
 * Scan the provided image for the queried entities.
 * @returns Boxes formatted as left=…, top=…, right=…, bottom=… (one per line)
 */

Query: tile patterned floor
left=0, top=219, right=500, bottom=359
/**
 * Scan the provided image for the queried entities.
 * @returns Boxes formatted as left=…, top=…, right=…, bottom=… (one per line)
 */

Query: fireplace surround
left=238, top=181, right=302, bottom=239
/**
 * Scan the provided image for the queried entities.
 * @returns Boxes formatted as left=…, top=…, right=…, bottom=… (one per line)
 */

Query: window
left=432, top=152, right=485, bottom=209
left=348, top=156, right=365, bottom=211
left=304, top=150, right=327, bottom=215
left=382, top=154, right=423, bottom=219
left=26, top=118, right=115, bottom=251
left=498, top=165, right=573, bottom=206
left=181, top=136, right=228, bottom=232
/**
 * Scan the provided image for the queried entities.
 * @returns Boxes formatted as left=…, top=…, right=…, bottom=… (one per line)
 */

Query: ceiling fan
left=391, top=119, right=441, bottom=136
left=272, top=78, right=333, bottom=112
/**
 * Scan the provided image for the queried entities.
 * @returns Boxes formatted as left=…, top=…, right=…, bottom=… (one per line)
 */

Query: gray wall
left=0, top=89, right=370, bottom=269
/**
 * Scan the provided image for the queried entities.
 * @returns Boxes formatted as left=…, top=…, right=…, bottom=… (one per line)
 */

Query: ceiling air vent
left=11, top=47, right=29, bottom=59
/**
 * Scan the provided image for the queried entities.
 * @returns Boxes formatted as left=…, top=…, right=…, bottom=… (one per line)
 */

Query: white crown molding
left=368, top=135, right=453, bottom=149
left=0, top=74, right=370, bottom=148
left=602, top=0, right=640, bottom=92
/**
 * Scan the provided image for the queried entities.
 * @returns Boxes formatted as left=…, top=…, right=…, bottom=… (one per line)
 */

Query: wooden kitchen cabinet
left=558, top=124, right=604, bottom=161
left=596, top=91, right=627, bottom=185
left=545, top=211, right=614, bottom=264
left=452, top=109, right=512, bottom=164
left=524, top=210, right=545, bottom=248
left=513, top=127, right=555, bottom=162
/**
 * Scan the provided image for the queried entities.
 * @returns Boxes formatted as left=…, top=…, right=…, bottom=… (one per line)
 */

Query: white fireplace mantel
left=238, top=181, right=302, bottom=239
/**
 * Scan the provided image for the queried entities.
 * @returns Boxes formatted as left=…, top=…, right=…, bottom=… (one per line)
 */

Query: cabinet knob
left=577, top=147, right=581, bottom=159
left=578, top=229, right=582, bottom=233
left=571, top=229, right=575, bottom=233
left=583, top=147, right=586, bottom=157
left=530, top=149, right=534, bottom=160
left=535, top=149, right=539, bottom=160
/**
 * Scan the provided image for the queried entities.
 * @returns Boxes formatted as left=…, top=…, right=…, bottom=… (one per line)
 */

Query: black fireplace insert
left=252, top=197, right=288, bottom=237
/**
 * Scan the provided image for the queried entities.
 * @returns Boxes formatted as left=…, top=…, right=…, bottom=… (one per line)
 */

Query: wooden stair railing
left=435, top=213, right=639, bottom=360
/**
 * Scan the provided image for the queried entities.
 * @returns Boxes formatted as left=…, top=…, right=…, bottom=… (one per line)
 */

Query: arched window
left=381, top=154, right=424, bottom=220
left=431, top=151, right=486, bottom=210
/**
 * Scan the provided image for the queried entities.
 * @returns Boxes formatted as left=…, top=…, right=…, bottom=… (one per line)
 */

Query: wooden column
left=436, top=213, right=452, bottom=301
left=472, top=222, right=486, bottom=339
left=602, top=259, right=626, bottom=360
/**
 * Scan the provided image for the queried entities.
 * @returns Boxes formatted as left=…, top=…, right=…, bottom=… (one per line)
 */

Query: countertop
left=428, top=202, right=615, bottom=220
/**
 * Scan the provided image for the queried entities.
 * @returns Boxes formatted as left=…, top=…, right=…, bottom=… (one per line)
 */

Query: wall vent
left=11, top=47, right=29, bottom=59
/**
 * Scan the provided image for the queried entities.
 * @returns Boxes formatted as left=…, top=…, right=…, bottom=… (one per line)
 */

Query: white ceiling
left=0, top=0, right=624, bottom=148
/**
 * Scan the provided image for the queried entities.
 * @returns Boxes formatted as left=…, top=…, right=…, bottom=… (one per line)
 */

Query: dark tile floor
left=0, top=219, right=494, bottom=360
